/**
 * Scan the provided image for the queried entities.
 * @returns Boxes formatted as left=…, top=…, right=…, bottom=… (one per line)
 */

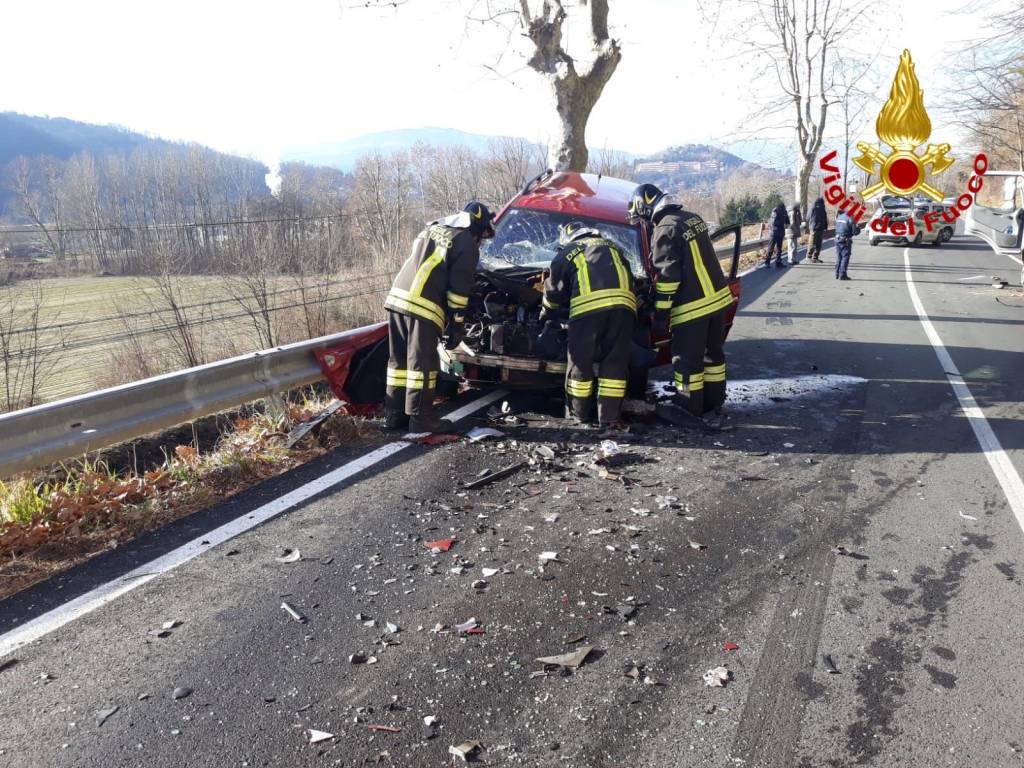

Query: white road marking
left=903, top=249, right=1024, bottom=533
left=957, top=274, right=989, bottom=282
left=0, top=389, right=508, bottom=658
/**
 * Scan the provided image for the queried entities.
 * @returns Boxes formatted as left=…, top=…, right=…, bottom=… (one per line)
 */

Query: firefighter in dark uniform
left=383, top=202, right=495, bottom=433
left=540, top=221, right=636, bottom=432
left=629, top=184, right=732, bottom=420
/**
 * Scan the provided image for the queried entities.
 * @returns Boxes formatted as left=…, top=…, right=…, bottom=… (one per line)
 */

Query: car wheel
left=941, top=228, right=953, bottom=242
left=869, top=238, right=878, bottom=246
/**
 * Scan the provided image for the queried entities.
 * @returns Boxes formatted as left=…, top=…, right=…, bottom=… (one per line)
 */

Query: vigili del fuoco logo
left=819, top=49, right=989, bottom=237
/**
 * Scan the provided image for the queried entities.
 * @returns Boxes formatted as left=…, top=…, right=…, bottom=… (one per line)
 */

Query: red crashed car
left=440, top=170, right=743, bottom=396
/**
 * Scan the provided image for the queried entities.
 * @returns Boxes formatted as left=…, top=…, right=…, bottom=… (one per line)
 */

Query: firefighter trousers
left=565, top=308, right=634, bottom=424
left=671, top=310, right=727, bottom=416
left=386, top=311, right=440, bottom=417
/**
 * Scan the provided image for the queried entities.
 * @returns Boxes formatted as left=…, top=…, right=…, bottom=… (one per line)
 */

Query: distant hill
left=0, top=112, right=175, bottom=168
left=632, top=143, right=783, bottom=191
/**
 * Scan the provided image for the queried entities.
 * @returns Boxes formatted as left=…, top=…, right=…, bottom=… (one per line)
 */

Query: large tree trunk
left=795, top=156, right=814, bottom=213
left=520, top=0, right=621, bottom=172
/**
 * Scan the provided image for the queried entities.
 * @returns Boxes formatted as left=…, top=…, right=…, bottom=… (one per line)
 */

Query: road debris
left=95, top=706, right=119, bottom=727
left=539, top=551, right=561, bottom=564
left=471, top=579, right=488, bottom=590
left=598, top=440, right=620, bottom=459
left=425, top=537, right=456, bottom=552
left=723, top=642, right=739, bottom=652
left=467, top=426, right=505, bottom=442
left=309, top=729, right=334, bottom=744
left=172, top=686, right=193, bottom=700
left=349, top=653, right=378, bottom=664
left=275, top=548, right=301, bottom=564
left=703, top=666, right=732, bottom=687
left=449, top=740, right=483, bottom=762
left=424, top=715, right=439, bottom=726
left=368, top=724, right=401, bottom=733
left=463, top=462, right=527, bottom=490
left=281, top=602, right=306, bottom=623
left=480, top=568, right=499, bottom=578
left=285, top=401, right=342, bottom=448
left=455, top=618, right=485, bottom=635
left=536, top=645, right=594, bottom=669
left=958, top=511, right=978, bottom=521
left=823, top=654, right=840, bottom=674
left=161, top=620, right=181, bottom=630
left=531, top=445, right=557, bottom=462
left=416, top=433, right=461, bottom=445
left=688, top=539, right=707, bottom=551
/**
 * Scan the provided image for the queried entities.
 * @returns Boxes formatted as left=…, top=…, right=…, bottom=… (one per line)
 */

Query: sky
left=0, top=0, right=1003, bottom=171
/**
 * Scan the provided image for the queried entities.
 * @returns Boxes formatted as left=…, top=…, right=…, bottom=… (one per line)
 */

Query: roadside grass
left=0, top=390, right=380, bottom=600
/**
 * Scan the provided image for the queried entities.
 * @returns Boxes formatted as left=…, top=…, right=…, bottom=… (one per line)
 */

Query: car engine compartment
left=462, top=265, right=567, bottom=361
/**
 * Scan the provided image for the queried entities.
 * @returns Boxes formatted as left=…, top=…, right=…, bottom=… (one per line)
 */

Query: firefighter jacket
left=542, top=236, right=636, bottom=321
left=384, top=213, right=480, bottom=331
left=651, top=206, right=733, bottom=327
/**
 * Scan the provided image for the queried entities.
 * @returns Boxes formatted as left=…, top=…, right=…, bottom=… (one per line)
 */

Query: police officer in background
left=834, top=209, right=861, bottom=281
left=630, top=184, right=732, bottom=421
left=541, top=220, right=636, bottom=434
left=383, top=202, right=495, bottom=433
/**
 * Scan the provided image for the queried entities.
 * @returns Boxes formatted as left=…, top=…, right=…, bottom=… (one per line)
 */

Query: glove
left=444, top=321, right=466, bottom=350
left=653, top=308, right=671, bottom=336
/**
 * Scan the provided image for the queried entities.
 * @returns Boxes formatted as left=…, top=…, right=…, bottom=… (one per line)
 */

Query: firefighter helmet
left=628, top=183, right=665, bottom=222
left=463, top=201, right=496, bottom=239
left=558, top=220, right=602, bottom=247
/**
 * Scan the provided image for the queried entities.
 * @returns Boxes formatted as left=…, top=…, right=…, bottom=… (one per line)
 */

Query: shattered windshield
left=481, top=207, right=644, bottom=275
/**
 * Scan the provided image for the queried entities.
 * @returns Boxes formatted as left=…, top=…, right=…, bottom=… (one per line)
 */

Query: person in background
left=786, top=201, right=804, bottom=265
left=807, top=196, right=827, bottom=263
left=834, top=209, right=861, bottom=281
left=764, top=202, right=790, bottom=268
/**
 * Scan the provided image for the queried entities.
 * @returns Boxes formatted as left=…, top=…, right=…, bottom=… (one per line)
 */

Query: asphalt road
left=2, top=234, right=1023, bottom=767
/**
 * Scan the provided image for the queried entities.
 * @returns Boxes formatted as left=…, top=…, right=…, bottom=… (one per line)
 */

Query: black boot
left=383, top=409, right=410, bottom=431
left=408, top=413, right=454, bottom=434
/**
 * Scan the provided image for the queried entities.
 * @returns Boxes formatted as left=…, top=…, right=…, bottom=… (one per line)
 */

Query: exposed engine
left=463, top=266, right=567, bottom=361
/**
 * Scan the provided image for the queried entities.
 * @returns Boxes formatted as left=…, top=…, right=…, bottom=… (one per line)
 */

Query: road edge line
left=903, top=248, right=1024, bottom=532
left=0, top=389, right=507, bottom=658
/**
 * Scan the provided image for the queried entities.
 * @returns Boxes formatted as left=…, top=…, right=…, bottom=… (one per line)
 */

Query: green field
left=2, top=273, right=389, bottom=406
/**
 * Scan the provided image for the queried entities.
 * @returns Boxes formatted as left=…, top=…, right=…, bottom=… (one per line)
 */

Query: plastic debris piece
left=386, top=622, right=400, bottom=634
left=533, top=445, right=556, bottom=461
left=424, top=715, right=439, bottom=726
left=467, top=427, right=505, bottom=442
left=161, top=620, right=181, bottom=630
left=471, top=580, right=488, bottom=590
left=958, top=511, right=978, bottom=521
left=455, top=618, right=483, bottom=635
left=480, top=568, right=499, bottom=578
left=95, top=706, right=119, bottom=726
left=349, top=653, right=371, bottom=664
left=536, top=645, right=594, bottom=668
left=539, top=551, right=560, bottom=564
left=281, top=602, right=306, bottom=623
left=275, top=548, right=301, bottom=564
left=688, top=539, right=707, bottom=551
left=449, top=740, right=483, bottom=762
left=783, top=442, right=795, bottom=448
left=368, top=725, right=401, bottom=733
left=544, top=513, right=560, bottom=523
left=723, top=642, right=739, bottom=652
left=703, top=666, right=732, bottom=687
left=172, top=686, right=193, bottom=700
left=823, top=654, right=840, bottom=674
left=598, top=440, right=620, bottom=458
left=309, top=729, right=334, bottom=744
left=417, top=433, right=461, bottom=445
left=425, top=537, right=456, bottom=552
left=464, top=462, right=526, bottom=490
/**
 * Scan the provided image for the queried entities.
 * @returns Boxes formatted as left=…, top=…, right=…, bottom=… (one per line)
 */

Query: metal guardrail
left=0, top=323, right=385, bottom=478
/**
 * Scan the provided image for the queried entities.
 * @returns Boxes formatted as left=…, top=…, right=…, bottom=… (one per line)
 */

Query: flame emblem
left=853, top=50, right=953, bottom=202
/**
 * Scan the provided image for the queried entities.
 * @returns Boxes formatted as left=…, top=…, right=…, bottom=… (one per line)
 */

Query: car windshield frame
left=480, top=207, right=645, bottom=276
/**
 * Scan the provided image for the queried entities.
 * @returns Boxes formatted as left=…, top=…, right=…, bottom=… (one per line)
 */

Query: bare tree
left=8, top=157, right=70, bottom=262
left=0, top=280, right=67, bottom=412
left=482, top=136, right=547, bottom=203
left=587, top=146, right=634, bottom=179
left=709, top=0, right=867, bottom=210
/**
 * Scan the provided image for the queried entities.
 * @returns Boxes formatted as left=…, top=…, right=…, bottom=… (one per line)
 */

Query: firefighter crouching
left=630, top=184, right=731, bottom=422
left=540, top=220, right=636, bottom=433
left=383, top=202, right=495, bottom=433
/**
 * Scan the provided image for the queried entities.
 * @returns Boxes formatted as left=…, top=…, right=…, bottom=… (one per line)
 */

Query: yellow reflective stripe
left=670, top=286, right=733, bottom=325
left=573, top=252, right=592, bottom=296
left=597, top=378, right=627, bottom=397
left=610, top=247, right=629, bottom=291
left=542, top=296, right=559, bottom=310
left=385, top=288, right=446, bottom=330
left=569, top=289, right=636, bottom=318
left=566, top=379, right=594, bottom=397
left=704, top=371, right=726, bottom=383
left=688, top=379, right=705, bottom=392
left=446, top=291, right=469, bottom=309
left=656, top=281, right=680, bottom=294
left=386, top=369, right=408, bottom=387
left=655, top=299, right=673, bottom=310
left=690, top=239, right=714, bottom=297
left=411, top=243, right=447, bottom=297
left=547, top=362, right=567, bottom=373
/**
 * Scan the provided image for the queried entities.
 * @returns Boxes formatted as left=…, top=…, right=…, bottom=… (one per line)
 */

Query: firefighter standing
left=540, top=221, right=636, bottom=432
left=807, top=196, right=827, bottom=263
left=630, top=184, right=732, bottom=420
left=383, top=202, right=495, bottom=433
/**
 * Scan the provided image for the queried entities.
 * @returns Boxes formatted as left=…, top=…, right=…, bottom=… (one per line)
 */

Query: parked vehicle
left=965, top=171, right=1024, bottom=284
left=440, top=171, right=743, bottom=395
left=868, top=194, right=952, bottom=247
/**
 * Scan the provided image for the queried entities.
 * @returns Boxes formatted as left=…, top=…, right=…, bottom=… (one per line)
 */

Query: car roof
left=510, top=171, right=637, bottom=225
